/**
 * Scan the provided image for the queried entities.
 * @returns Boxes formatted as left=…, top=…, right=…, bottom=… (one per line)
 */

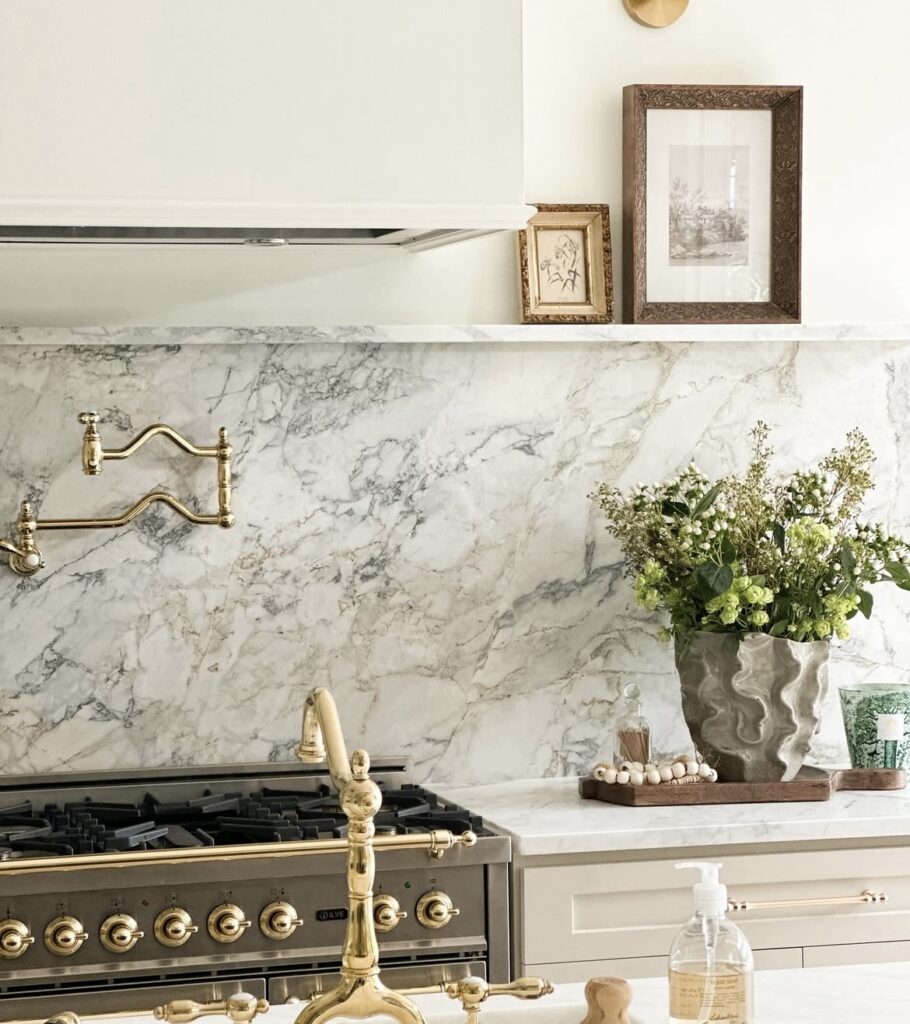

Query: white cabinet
left=0, top=1, right=528, bottom=232
left=515, top=844, right=910, bottom=979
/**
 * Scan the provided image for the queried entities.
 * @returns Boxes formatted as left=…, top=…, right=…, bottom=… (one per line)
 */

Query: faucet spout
left=296, top=687, right=353, bottom=791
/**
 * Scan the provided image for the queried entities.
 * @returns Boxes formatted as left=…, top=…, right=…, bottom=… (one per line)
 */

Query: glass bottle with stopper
left=613, top=682, right=652, bottom=767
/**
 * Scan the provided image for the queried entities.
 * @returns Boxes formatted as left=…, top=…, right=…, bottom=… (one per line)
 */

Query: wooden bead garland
left=592, top=753, right=718, bottom=786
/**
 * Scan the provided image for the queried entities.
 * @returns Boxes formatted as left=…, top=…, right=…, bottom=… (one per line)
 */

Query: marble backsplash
left=2, top=331, right=910, bottom=785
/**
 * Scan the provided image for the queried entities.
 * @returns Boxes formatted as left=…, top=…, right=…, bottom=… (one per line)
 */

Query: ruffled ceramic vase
left=674, top=631, right=830, bottom=783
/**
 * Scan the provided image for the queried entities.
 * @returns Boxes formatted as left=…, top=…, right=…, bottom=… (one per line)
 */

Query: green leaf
left=772, top=522, right=786, bottom=553
left=661, top=499, right=689, bottom=517
left=691, top=562, right=734, bottom=601
left=886, top=560, right=910, bottom=590
left=717, top=531, right=736, bottom=564
left=769, top=620, right=789, bottom=637
left=858, top=590, right=874, bottom=619
left=692, top=482, right=723, bottom=518
left=840, top=542, right=856, bottom=576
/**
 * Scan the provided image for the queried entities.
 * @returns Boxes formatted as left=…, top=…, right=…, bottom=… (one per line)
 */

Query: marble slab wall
left=2, top=332, right=910, bottom=785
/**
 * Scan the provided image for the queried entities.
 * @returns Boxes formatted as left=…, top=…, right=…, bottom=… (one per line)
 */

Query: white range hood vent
left=0, top=1, right=529, bottom=253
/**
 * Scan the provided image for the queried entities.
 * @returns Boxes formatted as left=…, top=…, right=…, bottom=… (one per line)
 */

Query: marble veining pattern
left=2, top=333, right=910, bottom=784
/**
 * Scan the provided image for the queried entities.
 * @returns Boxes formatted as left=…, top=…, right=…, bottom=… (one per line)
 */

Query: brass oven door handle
left=727, top=888, right=888, bottom=912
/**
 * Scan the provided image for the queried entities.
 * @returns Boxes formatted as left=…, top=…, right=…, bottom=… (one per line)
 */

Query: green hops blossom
left=749, top=610, right=770, bottom=627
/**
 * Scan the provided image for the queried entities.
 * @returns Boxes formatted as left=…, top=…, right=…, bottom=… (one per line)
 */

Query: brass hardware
left=0, top=828, right=476, bottom=877
left=442, top=976, right=554, bottom=1024
left=291, top=686, right=465, bottom=1024
left=259, top=900, right=304, bottom=940
left=98, top=912, right=144, bottom=953
left=207, top=903, right=251, bottom=943
left=0, top=918, right=35, bottom=958
left=153, top=993, right=269, bottom=1023
left=3, top=415, right=235, bottom=576
left=44, top=915, right=89, bottom=956
left=373, top=894, right=407, bottom=933
left=153, top=907, right=199, bottom=948
left=728, top=888, right=888, bottom=913
left=622, top=0, right=689, bottom=28
left=416, top=890, right=459, bottom=930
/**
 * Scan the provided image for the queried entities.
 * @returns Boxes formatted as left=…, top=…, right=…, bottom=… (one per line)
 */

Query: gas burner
left=0, top=783, right=490, bottom=858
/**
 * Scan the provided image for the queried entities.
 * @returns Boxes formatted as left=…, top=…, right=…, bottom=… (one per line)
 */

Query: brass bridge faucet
left=291, top=686, right=479, bottom=1024
left=3, top=412, right=234, bottom=576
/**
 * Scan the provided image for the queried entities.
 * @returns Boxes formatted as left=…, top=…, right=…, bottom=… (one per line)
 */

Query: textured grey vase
left=675, top=631, right=830, bottom=783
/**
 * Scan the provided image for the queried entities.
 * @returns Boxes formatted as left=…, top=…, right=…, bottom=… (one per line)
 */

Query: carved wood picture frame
left=622, top=84, right=802, bottom=324
left=519, top=204, right=614, bottom=323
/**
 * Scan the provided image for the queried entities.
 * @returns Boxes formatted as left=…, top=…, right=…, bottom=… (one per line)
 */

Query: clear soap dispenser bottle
left=669, top=862, right=753, bottom=1024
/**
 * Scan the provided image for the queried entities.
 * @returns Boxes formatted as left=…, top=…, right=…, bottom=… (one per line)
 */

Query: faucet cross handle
left=443, top=976, right=553, bottom=1024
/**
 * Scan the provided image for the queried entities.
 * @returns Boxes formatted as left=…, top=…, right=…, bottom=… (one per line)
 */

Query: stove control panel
left=0, top=918, right=35, bottom=959
left=44, top=915, right=89, bottom=956
left=415, top=890, right=460, bottom=929
left=100, top=913, right=144, bottom=953
left=153, top=908, right=199, bottom=948
left=207, top=903, right=252, bottom=944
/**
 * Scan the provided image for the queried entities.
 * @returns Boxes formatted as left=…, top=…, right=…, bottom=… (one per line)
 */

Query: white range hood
left=0, top=1, right=532, bottom=250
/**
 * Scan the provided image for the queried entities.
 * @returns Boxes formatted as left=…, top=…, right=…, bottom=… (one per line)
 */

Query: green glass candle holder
left=839, top=683, right=910, bottom=770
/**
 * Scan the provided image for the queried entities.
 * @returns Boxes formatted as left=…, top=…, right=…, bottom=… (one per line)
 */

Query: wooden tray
left=579, top=766, right=906, bottom=806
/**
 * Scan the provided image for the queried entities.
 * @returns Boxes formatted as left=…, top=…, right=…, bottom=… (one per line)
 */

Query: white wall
left=1, top=0, right=909, bottom=324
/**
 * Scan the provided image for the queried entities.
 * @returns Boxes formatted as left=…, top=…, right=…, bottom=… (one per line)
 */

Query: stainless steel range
left=0, top=760, right=510, bottom=1022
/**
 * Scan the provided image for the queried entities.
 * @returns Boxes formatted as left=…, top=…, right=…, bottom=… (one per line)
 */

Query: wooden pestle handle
left=581, top=976, right=633, bottom=1024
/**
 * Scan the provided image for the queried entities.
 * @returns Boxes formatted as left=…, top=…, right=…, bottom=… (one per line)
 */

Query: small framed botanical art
left=519, top=204, right=613, bottom=323
left=623, top=84, right=803, bottom=324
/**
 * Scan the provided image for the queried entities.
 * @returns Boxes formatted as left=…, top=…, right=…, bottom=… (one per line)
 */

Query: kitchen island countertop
left=439, top=774, right=910, bottom=856
left=82, top=963, right=910, bottom=1024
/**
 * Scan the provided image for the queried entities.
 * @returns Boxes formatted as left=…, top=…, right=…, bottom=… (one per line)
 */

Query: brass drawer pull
left=728, top=889, right=887, bottom=912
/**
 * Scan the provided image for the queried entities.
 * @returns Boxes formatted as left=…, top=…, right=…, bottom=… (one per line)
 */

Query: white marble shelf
left=440, top=776, right=910, bottom=857
left=3, top=323, right=910, bottom=346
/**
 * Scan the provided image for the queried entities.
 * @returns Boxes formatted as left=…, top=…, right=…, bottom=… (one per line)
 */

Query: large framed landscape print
left=622, top=84, right=802, bottom=324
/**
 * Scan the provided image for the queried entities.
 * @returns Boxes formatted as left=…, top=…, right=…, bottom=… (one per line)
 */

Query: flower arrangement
left=593, top=424, right=910, bottom=643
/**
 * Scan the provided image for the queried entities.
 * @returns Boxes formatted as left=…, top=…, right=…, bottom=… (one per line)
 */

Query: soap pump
left=669, top=861, right=753, bottom=1024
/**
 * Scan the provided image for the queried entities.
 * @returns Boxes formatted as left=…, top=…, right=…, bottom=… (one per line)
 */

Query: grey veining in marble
left=2, top=333, right=910, bottom=784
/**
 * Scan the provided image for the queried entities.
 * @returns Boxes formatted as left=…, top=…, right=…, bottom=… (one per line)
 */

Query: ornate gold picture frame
left=623, top=84, right=803, bottom=324
left=519, top=204, right=614, bottom=323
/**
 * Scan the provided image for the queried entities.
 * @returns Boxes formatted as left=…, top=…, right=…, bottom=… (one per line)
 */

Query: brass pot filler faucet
left=1, top=412, right=234, bottom=576
left=36, top=689, right=554, bottom=1024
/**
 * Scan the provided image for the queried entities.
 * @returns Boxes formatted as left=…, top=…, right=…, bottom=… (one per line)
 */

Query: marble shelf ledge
left=2, top=323, right=910, bottom=346
left=439, top=776, right=910, bottom=858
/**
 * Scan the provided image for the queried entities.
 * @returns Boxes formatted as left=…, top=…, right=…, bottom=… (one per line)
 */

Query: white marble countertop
left=440, top=776, right=910, bottom=857
left=83, top=965, right=910, bottom=1024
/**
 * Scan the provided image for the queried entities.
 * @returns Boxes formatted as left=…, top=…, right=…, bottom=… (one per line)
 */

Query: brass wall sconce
left=623, top=0, right=689, bottom=28
left=2, top=413, right=234, bottom=576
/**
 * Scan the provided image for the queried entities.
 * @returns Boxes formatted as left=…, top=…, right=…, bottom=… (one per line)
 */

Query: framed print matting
left=622, top=84, right=802, bottom=324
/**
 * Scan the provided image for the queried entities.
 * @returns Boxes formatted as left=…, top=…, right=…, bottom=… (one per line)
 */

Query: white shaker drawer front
left=524, top=947, right=802, bottom=984
left=521, top=847, right=910, bottom=966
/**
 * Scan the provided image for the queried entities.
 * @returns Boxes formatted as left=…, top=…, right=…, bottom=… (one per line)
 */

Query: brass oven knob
left=154, top=908, right=199, bottom=948
left=45, top=915, right=89, bottom=956
left=416, top=890, right=460, bottom=929
left=373, top=895, right=407, bottom=933
left=259, top=900, right=304, bottom=941
left=0, top=918, right=35, bottom=959
left=207, top=903, right=251, bottom=944
left=100, top=913, right=144, bottom=953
